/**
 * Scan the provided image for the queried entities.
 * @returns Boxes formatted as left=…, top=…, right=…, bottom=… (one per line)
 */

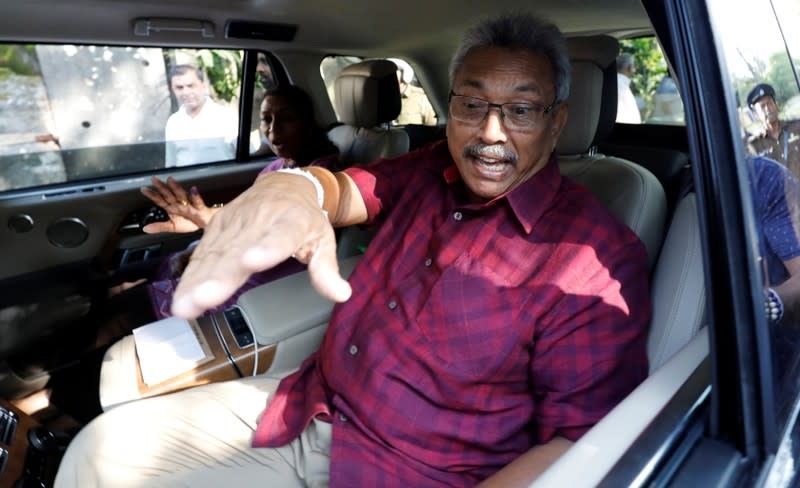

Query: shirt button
left=424, top=258, right=432, bottom=267
left=349, top=344, right=358, bottom=356
left=453, top=211, right=463, bottom=221
left=339, top=413, right=348, bottom=422
left=388, top=300, right=398, bottom=310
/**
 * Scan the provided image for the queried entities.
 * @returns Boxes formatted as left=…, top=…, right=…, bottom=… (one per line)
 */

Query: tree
left=620, top=38, right=670, bottom=121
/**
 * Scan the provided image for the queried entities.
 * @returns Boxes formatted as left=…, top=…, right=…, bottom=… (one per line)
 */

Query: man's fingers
left=307, top=230, right=352, bottom=303
left=171, top=243, right=266, bottom=319
left=309, top=254, right=353, bottom=303
left=172, top=279, right=239, bottom=319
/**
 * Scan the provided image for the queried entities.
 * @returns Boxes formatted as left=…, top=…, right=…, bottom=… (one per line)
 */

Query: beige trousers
left=54, top=375, right=331, bottom=487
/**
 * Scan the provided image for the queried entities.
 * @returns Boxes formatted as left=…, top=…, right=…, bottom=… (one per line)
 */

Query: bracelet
left=765, top=288, right=784, bottom=325
left=276, top=167, right=325, bottom=209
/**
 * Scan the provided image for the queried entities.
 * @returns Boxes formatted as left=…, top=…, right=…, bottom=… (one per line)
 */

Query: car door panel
left=0, top=161, right=264, bottom=281
left=0, top=161, right=265, bottom=358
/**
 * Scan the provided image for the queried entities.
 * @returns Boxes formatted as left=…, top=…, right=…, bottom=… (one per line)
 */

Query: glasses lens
left=449, top=94, right=545, bottom=130
left=450, top=96, right=487, bottom=124
left=504, top=104, right=539, bottom=129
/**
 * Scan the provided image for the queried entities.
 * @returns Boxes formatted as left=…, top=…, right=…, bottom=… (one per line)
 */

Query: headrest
left=333, top=59, right=402, bottom=127
left=556, top=36, right=619, bottom=155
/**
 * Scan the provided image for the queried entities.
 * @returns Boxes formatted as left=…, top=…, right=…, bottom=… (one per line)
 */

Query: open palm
left=140, top=176, right=217, bottom=234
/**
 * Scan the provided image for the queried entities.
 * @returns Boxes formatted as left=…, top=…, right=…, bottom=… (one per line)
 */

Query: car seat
left=327, top=59, right=409, bottom=166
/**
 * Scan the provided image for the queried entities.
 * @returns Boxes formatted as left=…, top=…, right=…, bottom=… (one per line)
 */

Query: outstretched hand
left=170, top=172, right=353, bottom=319
left=140, top=176, right=219, bottom=233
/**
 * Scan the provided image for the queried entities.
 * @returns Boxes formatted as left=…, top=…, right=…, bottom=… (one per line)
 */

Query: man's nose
left=479, top=108, right=508, bottom=144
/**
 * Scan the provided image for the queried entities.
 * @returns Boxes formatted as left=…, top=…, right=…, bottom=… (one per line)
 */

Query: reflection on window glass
left=0, top=44, right=245, bottom=192
left=617, top=38, right=685, bottom=125
left=319, top=55, right=438, bottom=126
left=710, top=0, right=800, bottom=427
left=249, top=51, right=278, bottom=156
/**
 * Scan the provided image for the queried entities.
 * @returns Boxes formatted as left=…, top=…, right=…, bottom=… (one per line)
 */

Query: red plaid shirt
left=252, top=140, right=650, bottom=486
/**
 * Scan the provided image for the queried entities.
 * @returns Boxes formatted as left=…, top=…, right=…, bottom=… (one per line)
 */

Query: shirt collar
left=442, top=152, right=562, bottom=235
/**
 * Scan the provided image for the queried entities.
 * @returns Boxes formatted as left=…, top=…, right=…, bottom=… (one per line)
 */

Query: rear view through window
left=617, top=37, right=685, bottom=125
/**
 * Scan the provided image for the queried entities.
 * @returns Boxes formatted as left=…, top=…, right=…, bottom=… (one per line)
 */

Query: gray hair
left=449, top=13, right=570, bottom=105
left=616, top=52, right=635, bottom=71
left=168, top=64, right=205, bottom=83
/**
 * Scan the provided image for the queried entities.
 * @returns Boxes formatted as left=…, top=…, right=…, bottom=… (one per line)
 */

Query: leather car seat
left=557, top=35, right=667, bottom=271
left=327, top=59, right=409, bottom=166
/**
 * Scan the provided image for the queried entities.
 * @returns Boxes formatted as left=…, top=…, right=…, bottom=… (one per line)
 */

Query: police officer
left=747, top=82, right=800, bottom=179
left=390, top=58, right=438, bottom=126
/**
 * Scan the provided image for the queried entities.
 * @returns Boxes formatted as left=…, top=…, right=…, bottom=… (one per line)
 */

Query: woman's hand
left=140, top=176, right=221, bottom=233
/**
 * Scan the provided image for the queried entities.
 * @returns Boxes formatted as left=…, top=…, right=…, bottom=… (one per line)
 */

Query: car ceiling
left=0, top=0, right=652, bottom=55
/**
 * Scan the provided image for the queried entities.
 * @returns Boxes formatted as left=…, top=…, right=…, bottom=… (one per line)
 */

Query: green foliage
left=620, top=38, right=670, bottom=121
left=0, top=45, right=39, bottom=76
left=196, top=50, right=242, bottom=103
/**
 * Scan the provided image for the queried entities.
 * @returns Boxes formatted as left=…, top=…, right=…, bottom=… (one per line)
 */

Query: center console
left=99, top=255, right=361, bottom=410
left=0, top=400, right=68, bottom=488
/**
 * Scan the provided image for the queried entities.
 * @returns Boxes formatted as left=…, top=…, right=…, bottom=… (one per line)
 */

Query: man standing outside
left=747, top=83, right=800, bottom=179
left=616, top=52, right=642, bottom=124
left=57, top=13, right=650, bottom=487
left=164, top=64, right=238, bottom=167
left=391, top=58, right=438, bottom=126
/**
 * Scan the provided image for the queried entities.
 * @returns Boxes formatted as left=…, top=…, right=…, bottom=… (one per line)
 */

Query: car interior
left=0, top=0, right=719, bottom=486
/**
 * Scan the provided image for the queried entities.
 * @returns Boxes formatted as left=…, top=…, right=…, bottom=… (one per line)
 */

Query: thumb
left=307, top=236, right=352, bottom=303
left=142, top=221, right=174, bottom=234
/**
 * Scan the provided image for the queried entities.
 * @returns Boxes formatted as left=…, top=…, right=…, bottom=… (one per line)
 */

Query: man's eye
left=463, top=101, right=484, bottom=111
left=509, top=105, right=533, bottom=116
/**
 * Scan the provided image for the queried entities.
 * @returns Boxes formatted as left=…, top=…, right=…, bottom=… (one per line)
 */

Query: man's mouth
left=473, top=154, right=510, bottom=175
left=464, top=144, right=518, bottom=177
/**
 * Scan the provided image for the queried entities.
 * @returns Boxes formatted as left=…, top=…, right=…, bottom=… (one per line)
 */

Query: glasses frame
left=448, top=91, right=559, bottom=130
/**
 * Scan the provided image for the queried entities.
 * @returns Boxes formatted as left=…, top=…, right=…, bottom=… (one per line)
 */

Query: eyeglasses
left=448, top=91, right=558, bottom=131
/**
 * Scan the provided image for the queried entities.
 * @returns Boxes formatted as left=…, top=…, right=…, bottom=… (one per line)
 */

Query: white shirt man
left=164, top=65, right=238, bottom=167
left=616, top=53, right=642, bottom=124
left=616, top=72, right=642, bottom=124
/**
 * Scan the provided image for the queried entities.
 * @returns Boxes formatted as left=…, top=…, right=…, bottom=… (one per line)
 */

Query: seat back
left=559, top=35, right=706, bottom=371
left=646, top=193, right=706, bottom=371
left=327, top=59, right=410, bottom=166
left=557, top=36, right=667, bottom=271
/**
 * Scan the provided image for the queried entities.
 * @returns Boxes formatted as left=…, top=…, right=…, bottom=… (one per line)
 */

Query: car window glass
left=0, top=44, right=247, bottom=193
left=319, top=55, right=438, bottom=126
left=711, top=0, right=800, bottom=431
left=249, top=51, right=278, bottom=156
left=618, top=37, right=685, bottom=125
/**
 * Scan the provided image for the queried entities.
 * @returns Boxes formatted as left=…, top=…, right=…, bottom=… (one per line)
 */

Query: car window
left=249, top=50, right=278, bottom=157
left=319, top=55, right=438, bottom=126
left=711, top=0, right=800, bottom=433
left=618, top=37, right=686, bottom=125
left=0, top=44, right=253, bottom=193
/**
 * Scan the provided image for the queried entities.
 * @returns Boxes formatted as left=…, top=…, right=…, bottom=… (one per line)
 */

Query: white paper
left=133, top=317, right=208, bottom=386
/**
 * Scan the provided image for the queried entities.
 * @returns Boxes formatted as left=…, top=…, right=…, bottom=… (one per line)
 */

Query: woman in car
left=96, top=85, right=340, bottom=342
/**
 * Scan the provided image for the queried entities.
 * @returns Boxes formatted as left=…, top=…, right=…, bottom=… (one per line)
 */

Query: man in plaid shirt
left=57, top=13, right=650, bottom=488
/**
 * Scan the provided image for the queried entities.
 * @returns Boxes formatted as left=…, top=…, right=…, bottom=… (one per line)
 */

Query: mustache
left=463, top=143, right=518, bottom=164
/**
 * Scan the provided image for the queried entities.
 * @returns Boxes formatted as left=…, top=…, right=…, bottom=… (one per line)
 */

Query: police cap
left=747, top=83, right=776, bottom=107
